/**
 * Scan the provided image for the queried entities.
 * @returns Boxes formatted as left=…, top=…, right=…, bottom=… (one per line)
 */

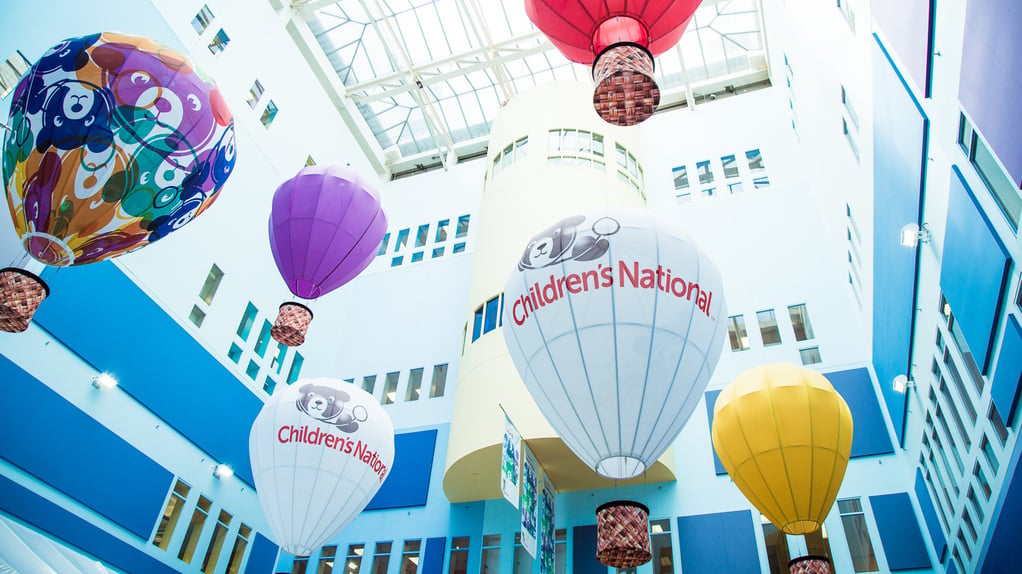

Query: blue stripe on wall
left=421, top=537, right=446, bottom=574
left=939, top=166, right=1011, bottom=373
left=869, top=492, right=930, bottom=570
left=871, top=34, right=929, bottom=447
left=33, top=261, right=263, bottom=486
left=677, top=510, right=759, bottom=573
left=0, top=353, right=172, bottom=539
left=244, top=532, right=280, bottom=574
left=0, top=473, right=178, bottom=574
left=914, top=469, right=947, bottom=561
left=367, top=429, right=437, bottom=510
left=573, top=524, right=603, bottom=574
left=992, top=315, right=1022, bottom=425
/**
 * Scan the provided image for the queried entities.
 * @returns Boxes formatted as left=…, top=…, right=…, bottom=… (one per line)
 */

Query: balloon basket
left=592, top=43, right=660, bottom=127
left=271, top=302, right=313, bottom=347
left=0, top=267, right=49, bottom=333
left=788, top=555, right=833, bottom=574
left=596, top=500, right=652, bottom=568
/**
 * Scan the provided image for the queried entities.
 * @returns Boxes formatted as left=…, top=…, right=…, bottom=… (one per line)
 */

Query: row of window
left=847, top=204, right=864, bottom=309
left=547, top=129, right=647, bottom=200
left=230, top=302, right=304, bottom=395
left=958, top=112, right=1021, bottom=232
left=189, top=264, right=226, bottom=329
left=727, top=303, right=816, bottom=353
left=343, top=363, right=449, bottom=405
left=784, top=53, right=800, bottom=139
left=468, top=293, right=504, bottom=347
left=673, top=149, right=769, bottom=203
left=841, top=84, right=861, bottom=162
left=152, top=479, right=254, bottom=574
left=378, top=215, right=471, bottom=268
left=490, top=136, right=528, bottom=180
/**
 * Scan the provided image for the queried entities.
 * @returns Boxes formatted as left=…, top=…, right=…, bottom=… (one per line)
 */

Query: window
left=747, top=149, right=769, bottom=188
left=228, top=343, right=242, bottom=364
left=378, top=233, right=391, bottom=256
left=472, top=306, right=484, bottom=342
left=401, top=540, right=421, bottom=574
left=800, top=347, right=822, bottom=365
left=318, top=545, right=337, bottom=574
left=672, top=166, right=689, bottom=191
left=696, top=160, right=713, bottom=185
left=788, top=304, right=814, bottom=341
left=246, top=81, right=265, bottom=109
left=287, top=353, right=304, bottom=384
left=200, top=510, right=232, bottom=573
left=271, top=343, right=288, bottom=374
left=207, top=29, right=230, bottom=55
left=967, top=486, right=985, bottom=521
left=293, top=557, right=309, bottom=574
left=178, top=495, right=212, bottom=563
left=449, top=537, right=469, bottom=574
left=237, top=303, right=257, bottom=339
left=189, top=305, right=206, bottom=327
left=395, top=229, right=410, bottom=251
left=513, top=533, right=532, bottom=574
left=371, top=542, right=392, bottom=573
left=436, top=220, right=449, bottom=243
left=246, top=360, right=259, bottom=380
left=721, top=154, right=739, bottom=179
left=990, top=403, right=1008, bottom=444
left=344, top=544, right=365, bottom=574
left=728, top=315, right=749, bottom=351
left=191, top=5, right=214, bottom=34
left=843, top=118, right=860, bottom=161
left=263, top=376, right=277, bottom=395
left=837, top=499, right=878, bottom=572
left=456, top=215, right=470, bottom=238
left=515, top=136, right=529, bottom=160
left=837, top=0, right=855, bottom=32
left=199, top=264, right=224, bottom=304
left=392, top=256, right=404, bottom=267
left=650, top=519, right=673, bottom=574
left=254, top=320, right=272, bottom=357
left=382, top=372, right=399, bottom=405
left=480, top=531, right=500, bottom=571
left=153, top=480, right=190, bottom=550
left=415, top=224, right=430, bottom=248
left=453, top=243, right=466, bottom=254
left=841, top=85, right=859, bottom=130
left=484, top=295, right=500, bottom=333
left=224, top=523, right=251, bottom=574
left=555, top=529, right=567, bottom=574
left=432, top=247, right=445, bottom=258
left=763, top=517, right=834, bottom=574
left=0, top=51, right=30, bottom=99
left=405, top=368, right=423, bottom=402
left=411, top=252, right=423, bottom=263
left=260, top=100, right=278, bottom=127
left=430, top=363, right=448, bottom=397
left=757, top=310, right=781, bottom=345
left=362, top=375, right=377, bottom=395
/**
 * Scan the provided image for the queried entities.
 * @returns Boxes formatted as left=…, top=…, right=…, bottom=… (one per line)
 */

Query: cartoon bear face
left=34, top=81, right=114, bottom=154
left=518, top=215, right=620, bottom=271
left=296, top=384, right=368, bottom=433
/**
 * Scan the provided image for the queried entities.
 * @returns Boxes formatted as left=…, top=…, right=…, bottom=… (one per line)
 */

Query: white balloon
left=249, top=378, right=394, bottom=556
left=502, top=208, right=727, bottom=479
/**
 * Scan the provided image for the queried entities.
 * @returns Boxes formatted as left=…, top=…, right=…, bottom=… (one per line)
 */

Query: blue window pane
left=271, top=343, right=288, bottom=374
left=391, top=256, right=404, bottom=267
left=263, top=377, right=276, bottom=395
left=287, top=354, right=304, bottom=384
left=453, top=243, right=466, bottom=254
left=236, top=303, right=257, bottom=340
left=499, top=294, right=504, bottom=327
left=432, top=247, right=445, bottom=258
left=456, top=215, right=470, bottom=238
left=377, top=233, right=390, bottom=256
left=435, top=220, right=449, bottom=242
left=411, top=252, right=423, bottom=263
left=395, top=229, right=409, bottom=252
left=245, top=360, right=259, bottom=381
left=254, top=320, right=272, bottom=357
left=472, top=306, right=484, bottom=342
left=227, top=343, right=242, bottom=364
left=484, top=296, right=499, bottom=333
left=415, top=224, right=430, bottom=247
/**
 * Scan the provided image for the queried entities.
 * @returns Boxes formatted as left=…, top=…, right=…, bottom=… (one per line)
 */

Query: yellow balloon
left=711, top=363, right=853, bottom=535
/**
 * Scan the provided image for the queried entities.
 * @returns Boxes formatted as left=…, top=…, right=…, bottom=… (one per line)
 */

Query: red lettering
left=582, top=270, right=598, bottom=291
left=566, top=273, right=581, bottom=293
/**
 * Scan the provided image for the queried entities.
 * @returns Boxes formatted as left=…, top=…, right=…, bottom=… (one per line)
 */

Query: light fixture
left=91, top=372, right=118, bottom=390
left=900, top=223, right=931, bottom=248
left=213, top=463, right=234, bottom=479
left=893, top=375, right=916, bottom=394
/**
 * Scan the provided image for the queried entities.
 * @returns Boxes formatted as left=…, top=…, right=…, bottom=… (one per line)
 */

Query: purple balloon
left=268, top=166, right=387, bottom=300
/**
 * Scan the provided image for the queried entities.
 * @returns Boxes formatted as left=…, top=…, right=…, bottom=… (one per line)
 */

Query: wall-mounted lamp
left=900, top=223, right=931, bottom=248
left=212, top=463, right=234, bottom=480
left=893, top=375, right=916, bottom=394
left=90, top=372, right=118, bottom=390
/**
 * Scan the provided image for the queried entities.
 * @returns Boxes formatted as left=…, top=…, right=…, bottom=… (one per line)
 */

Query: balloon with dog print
left=249, top=378, right=394, bottom=556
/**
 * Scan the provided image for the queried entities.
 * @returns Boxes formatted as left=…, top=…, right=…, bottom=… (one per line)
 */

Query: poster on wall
left=521, top=444, right=539, bottom=557
left=501, top=414, right=522, bottom=508
left=539, top=473, right=556, bottom=574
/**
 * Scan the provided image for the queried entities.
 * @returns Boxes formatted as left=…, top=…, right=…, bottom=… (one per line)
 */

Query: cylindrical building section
left=444, top=82, right=675, bottom=503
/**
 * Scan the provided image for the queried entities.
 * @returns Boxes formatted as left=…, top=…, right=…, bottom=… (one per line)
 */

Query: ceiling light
left=91, top=372, right=118, bottom=390
left=900, top=222, right=931, bottom=248
left=213, top=463, right=234, bottom=479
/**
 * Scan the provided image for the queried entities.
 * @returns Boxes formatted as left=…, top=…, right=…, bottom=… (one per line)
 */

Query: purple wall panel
left=871, top=0, right=932, bottom=93
left=960, top=0, right=1022, bottom=189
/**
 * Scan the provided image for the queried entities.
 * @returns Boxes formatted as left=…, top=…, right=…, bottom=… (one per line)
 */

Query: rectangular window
left=178, top=495, right=212, bottom=563
left=837, top=498, right=878, bottom=572
left=436, top=219, right=449, bottom=243
left=548, top=129, right=560, bottom=152
left=318, top=545, right=337, bottom=574
left=449, top=537, right=469, bottom=574
left=990, top=404, right=1008, bottom=444
left=0, top=51, right=31, bottom=99
left=382, top=372, right=399, bottom=405
left=484, top=295, right=500, bottom=334
left=430, top=363, right=448, bottom=397
left=405, top=368, right=424, bottom=402
left=362, top=375, right=377, bottom=395
left=260, top=100, right=278, bottom=127
left=344, top=544, right=364, bottom=573
left=843, top=118, right=860, bottom=161
left=696, top=160, right=713, bottom=185
left=967, top=486, right=985, bottom=521
left=293, top=557, right=308, bottom=574
left=481, top=534, right=501, bottom=573
left=453, top=242, right=466, bottom=254
left=432, top=247, right=445, bottom=258
left=254, top=320, right=273, bottom=357
left=200, top=509, right=232, bottom=573
left=841, top=85, right=859, bottom=130
left=271, top=343, right=288, bottom=374
left=207, top=29, right=230, bottom=55
left=378, top=233, right=391, bottom=256
left=800, top=347, right=823, bottom=365
left=746, top=149, right=765, bottom=173
left=245, top=360, right=259, bottom=381
left=198, top=264, right=224, bottom=304
left=515, top=136, right=529, bottom=160
left=757, top=309, right=781, bottom=346
left=555, top=529, right=567, bottom=574
left=971, top=127, right=1022, bottom=230
left=224, top=523, right=251, bottom=574
left=189, top=305, right=206, bottom=328
left=837, top=0, right=856, bottom=33
left=371, top=542, right=392, bottom=573
left=263, top=376, right=276, bottom=395
left=981, top=435, right=999, bottom=475
left=672, top=166, right=689, bottom=190
left=400, top=540, right=420, bottom=574
left=728, top=315, right=749, bottom=351
left=788, top=304, right=815, bottom=341
left=237, top=303, right=257, bottom=340
left=392, top=256, right=404, bottom=267
left=192, top=5, right=215, bottom=34
left=721, top=155, right=739, bottom=179
left=456, top=215, right=470, bottom=238
left=153, top=480, right=190, bottom=549
left=472, top=305, right=484, bottom=342
left=246, top=81, right=265, bottom=109
left=616, top=144, right=628, bottom=169
left=287, top=353, right=304, bottom=384
left=228, top=343, right=242, bottom=364
left=415, top=224, right=430, bottom=248
left=411, top=252, right=423, bottom=263
left=395, top=229, right=409, bottom=251
left=650, top=519, right=673, bottom=574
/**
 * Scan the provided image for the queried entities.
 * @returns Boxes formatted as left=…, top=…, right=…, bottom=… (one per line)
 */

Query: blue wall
left=869, top=492, right=930, bottom=570
left=981, top=445, right=1022, bottom=572
left=991, top=315, right=1022, bottom=425
left=366, top=429, right=437, bottom=510
left=677, top=510, right=760, bottom=572
left=914, top=469, right=947, bottom=562
left=245, top=533, right=281, bottom=574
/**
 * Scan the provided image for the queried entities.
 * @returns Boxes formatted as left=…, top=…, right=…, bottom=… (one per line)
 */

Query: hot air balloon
left=711, top=363, right=854, bottom=574
left=267, top=165, right=387, bottom=346
left=524, top=0, right=703, bottom=126
left=1, top=32, right=236, bottom=332
left=249, top=377, right=394, bottom=556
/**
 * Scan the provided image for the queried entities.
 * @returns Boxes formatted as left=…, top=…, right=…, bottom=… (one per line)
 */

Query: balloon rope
left=0, top=120, right=10, bottom=132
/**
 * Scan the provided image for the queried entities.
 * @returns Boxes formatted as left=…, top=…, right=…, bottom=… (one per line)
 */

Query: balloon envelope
left=268, top=165, right=387, bottom=299
left=711, top=363, right=854, bottom=535
left=3, top=32, right=236, bottom=266
left=503, top=208, right=727, bottom=479
left=249, top=378, right=394, bottom=556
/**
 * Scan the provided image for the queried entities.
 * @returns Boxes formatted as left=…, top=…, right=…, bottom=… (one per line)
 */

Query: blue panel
left=245, top=532, right=280, bottom=574
left=869, top=493, right=930, bottom=570
left=982, top=447, right=1022, bottom=572
left=0, top=354, right=172, bottom=539
left=991, top=313, right=1022, bottom=426
left=366, top=429, right=437, bottom=510
left=0, top=474, right=178, bottom=574
left=573, top=524, right=603, bottom=574
left=677, top=510, right=759, bottom=573
left=824, top=368, right=895, bottom=457
left=704, top=390, right=727, bottom=475
left=914, top=469, right=947, bottom=561
left=871, top=35, right=928, bottom=446
left=940, top=167, right=1012, bottom=372
left=421, top=537, right=447, bottom=574
left=947, top=560, right=958, bottom=574
left=33, top=262, right=262, bottom=486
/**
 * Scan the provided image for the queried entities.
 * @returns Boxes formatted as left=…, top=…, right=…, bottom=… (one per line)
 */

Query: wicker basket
left=789, top=556, right=834, bottom=574
left=271, top=302, right=313, bottom=347
left=0, top=267, right=49, bottom=333
left=592, top=43, right=660, bottom=127
left=596, top=500, right=652, bottom=568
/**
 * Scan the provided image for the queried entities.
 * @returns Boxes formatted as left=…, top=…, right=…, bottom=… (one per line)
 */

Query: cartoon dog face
left=518, top=215, right=621, bottom=271
left=296, top=384, right=368, bottom=433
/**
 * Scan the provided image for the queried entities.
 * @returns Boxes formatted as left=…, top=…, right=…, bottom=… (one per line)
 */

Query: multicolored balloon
left=267, top=165, right=387, bottom=346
